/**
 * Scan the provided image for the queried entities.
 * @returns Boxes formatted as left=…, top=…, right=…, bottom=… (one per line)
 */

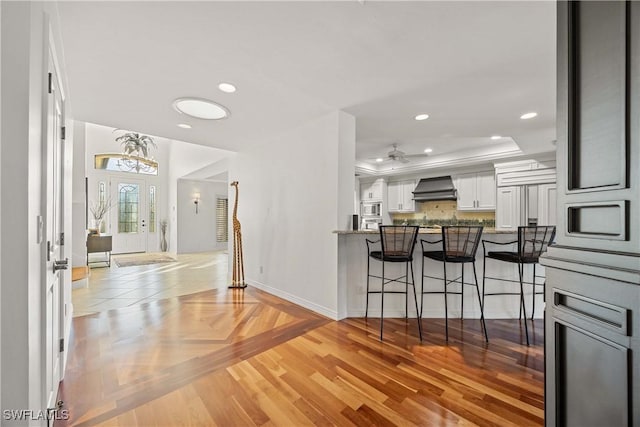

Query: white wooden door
left=455, top=173, right=477, bottom=210
left=496, top=186, right=521, bottom=231
left=387, top=182, right=402, bottom=211
left=111, top=178, right=148, bottom=253
left=538, top=183, right=557, bottom=226
left=476, top=171, right=497, bottom=210
left=401, top=181, right=415, bottom=211
left=44, top=53, right=64, bottom=410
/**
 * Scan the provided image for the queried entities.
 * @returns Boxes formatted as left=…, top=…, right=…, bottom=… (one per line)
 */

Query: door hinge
left=61, top=126, right=66, bottom=140
left=48, top=72, right=52, bottom=94
left=60, top=232, right=65, bottom=245
left=59, top=338, right=64, bottom=353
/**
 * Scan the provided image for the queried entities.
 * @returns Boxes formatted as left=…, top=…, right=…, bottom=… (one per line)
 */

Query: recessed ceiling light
left=177, top=123, right=192, bottom=129
left=218, top=83, right=236, bottom=93
left=520, top=112, right=538, bottom=120
left=376, top=158, right=384, bottom=162
left=415, top=114, right=430, bottom=121
left=173, top=97, right=230, bottom=120
left=424, top=148, right=433, bottom=153
left=491, top=135, right=501, bottom=140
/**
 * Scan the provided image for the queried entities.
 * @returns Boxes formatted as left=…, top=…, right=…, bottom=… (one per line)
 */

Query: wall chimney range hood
left=412, top=176, right=457, bottom=201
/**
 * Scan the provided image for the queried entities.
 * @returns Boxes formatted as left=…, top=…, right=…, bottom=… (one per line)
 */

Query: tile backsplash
left=391, top=200, right=495, bottom=227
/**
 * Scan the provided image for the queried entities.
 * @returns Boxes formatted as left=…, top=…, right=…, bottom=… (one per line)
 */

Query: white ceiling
left=57, top=1, right=556, bottom=173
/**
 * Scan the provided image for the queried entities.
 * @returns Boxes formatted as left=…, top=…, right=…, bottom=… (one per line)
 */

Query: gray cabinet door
left=545, top=2, right=640, bottom=426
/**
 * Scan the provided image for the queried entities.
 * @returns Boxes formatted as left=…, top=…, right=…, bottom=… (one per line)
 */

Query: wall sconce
left=193, top=193, right=200, bottom=214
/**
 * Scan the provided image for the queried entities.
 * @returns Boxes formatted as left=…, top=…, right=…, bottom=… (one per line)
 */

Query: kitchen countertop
left=334, top=228, right=515, bottom=235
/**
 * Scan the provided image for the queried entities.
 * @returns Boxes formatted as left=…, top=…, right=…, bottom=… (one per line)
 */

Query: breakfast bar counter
left=335, top=228, right=544, bottom=320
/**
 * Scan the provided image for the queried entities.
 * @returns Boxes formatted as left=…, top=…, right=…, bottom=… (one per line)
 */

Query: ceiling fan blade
left=399, top=157, right=411, bottom=164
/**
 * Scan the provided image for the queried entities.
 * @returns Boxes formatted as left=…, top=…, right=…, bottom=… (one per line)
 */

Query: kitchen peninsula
left=335, top=228, right=543, bottom=321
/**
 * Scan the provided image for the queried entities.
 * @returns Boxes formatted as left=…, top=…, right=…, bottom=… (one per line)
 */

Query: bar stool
left=481, top=225, right=556, bottom=345
left=366, top=225, right=422, bottom=341
left=420, top=226, right=488, bottom=342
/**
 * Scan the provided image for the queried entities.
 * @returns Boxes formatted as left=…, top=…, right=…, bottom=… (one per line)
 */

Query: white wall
left=0, top=1, right=3, bottom=411
left=71, top=121, right=87, bottom=266
left=229, top=111, right=355, bottom=319
left=166, top=142, right=232, bottom=255
left=177, top=179, right=228, bottom=253
left=1, top=1, right=70, bottom=420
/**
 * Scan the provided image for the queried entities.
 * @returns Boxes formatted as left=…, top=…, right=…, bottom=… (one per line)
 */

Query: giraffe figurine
left=229, top=181, right=247, bottom=288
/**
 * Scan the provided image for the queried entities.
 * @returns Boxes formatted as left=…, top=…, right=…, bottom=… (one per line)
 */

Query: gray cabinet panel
left=548, top=4, right=639, bottom=421
left=543, top=259, right=640, bottom=427
left=555, top=322, right=629, bottom=427
left=570, top=1, right=627, bottom=191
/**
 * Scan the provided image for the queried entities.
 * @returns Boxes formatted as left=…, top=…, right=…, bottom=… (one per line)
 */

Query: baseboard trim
left=247, top=279, right=338, bottom=320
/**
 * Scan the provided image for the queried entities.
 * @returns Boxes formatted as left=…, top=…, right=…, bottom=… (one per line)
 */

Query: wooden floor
left=59, top=285, right=544, bottom=426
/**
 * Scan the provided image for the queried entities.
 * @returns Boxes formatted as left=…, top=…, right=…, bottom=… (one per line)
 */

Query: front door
left=111, top=178, right=147, bottom=253
left=44, top=51, right=64, bottom=410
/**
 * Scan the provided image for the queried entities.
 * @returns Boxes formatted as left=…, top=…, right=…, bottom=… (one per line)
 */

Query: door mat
left=114, top=254, right=177, bottom=268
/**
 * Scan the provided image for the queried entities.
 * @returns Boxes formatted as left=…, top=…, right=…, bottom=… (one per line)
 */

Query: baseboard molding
left=247, top=279, right=338, bottom=320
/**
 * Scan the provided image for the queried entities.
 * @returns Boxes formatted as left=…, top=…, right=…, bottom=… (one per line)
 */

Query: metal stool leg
left=482, top=254, right=487, bottom=311
left=420, top=255, right=425, bottom=319
left=410, top=261, right=422, bottom=341
left=405, top=263, right=409, bottom=319
left=531, top=264, right=536, bottom=320
left=443, top=260, right=449, bottom=341
left=518, top=262, right=530, bottom=345
left=461, top=264, right=465, bottom=319
left=365, top=256, right=370, bottom=319
left=380, top=261, right=385, bottom=341
left=472, top=262, right=489, bottom=342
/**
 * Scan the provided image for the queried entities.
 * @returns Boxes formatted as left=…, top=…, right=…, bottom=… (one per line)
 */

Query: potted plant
left=89, top=198, right=112, bottom=235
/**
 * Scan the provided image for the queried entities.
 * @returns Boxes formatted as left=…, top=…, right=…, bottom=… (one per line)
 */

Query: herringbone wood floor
left=59, top=286, right=543, bottom=426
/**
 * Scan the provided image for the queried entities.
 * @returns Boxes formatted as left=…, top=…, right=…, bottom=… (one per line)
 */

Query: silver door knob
left=53, top=258, right=68, bottom=271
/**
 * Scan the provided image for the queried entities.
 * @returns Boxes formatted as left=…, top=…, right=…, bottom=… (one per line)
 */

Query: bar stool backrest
left=441, top=226, right=483, bottom=260
left=379, top=225, right=419, bottom=257
left=518, top=225, right=556, bottom=261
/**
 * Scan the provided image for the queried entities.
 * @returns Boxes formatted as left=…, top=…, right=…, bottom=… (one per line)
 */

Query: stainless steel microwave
left=361, top=202, right=381, bottom=217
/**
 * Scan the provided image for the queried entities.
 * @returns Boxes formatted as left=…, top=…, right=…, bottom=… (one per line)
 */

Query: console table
left=87, top=234, right=112, bottom=267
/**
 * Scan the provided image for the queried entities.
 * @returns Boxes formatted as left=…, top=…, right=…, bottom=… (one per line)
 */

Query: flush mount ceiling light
left=415, top=113, right=430, bottom=121
left=491, top=135, right=501, bottom=140
left=424, top=148, right=433, bottom=153
left=218, top=82, right=237, bottom=93
left=177, top=123, right=192, bottom=129
left=520, top=112, right=538, bottom=120
left=173, top=97, right=230, bottom=120
left=375, top=158, right=384, bottom=162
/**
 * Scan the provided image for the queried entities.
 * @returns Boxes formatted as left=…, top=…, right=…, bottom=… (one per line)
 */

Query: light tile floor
left=72, top=251, right=228, bottom=317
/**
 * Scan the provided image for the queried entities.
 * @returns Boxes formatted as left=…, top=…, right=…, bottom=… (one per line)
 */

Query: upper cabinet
left=455, top=171, right=496, bottom=211
left=387, top=180, right=416, bottom=212
left=361, top=179, right=384, bottom=201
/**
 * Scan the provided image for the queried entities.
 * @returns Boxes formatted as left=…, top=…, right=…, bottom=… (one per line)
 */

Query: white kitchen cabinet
left=495, top=186, right=521, bottom=231
left=361, top=179, right=384, bottom=201
left=455, top=171, right=496, bottom=211
left=387, top=180, right=416, bottom=212
left=537, top=183, right=557, bottom=226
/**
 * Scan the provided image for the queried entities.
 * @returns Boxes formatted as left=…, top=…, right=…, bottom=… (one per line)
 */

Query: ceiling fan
left=376, top=143, right=430, bottom=164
